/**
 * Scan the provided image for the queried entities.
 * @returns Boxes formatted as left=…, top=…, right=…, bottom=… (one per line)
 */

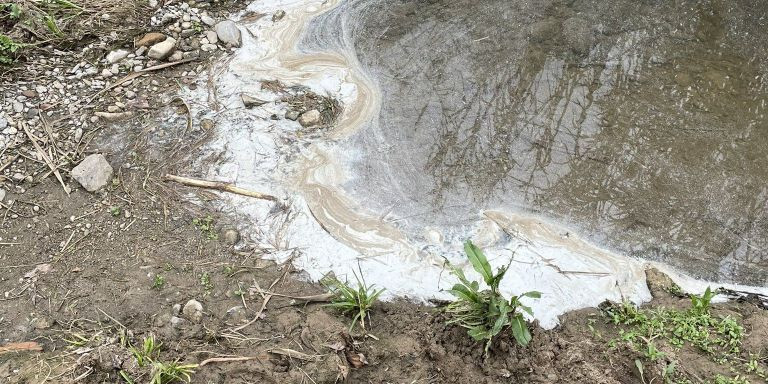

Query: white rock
left=182, top=299, right=203, bottom=323
left=214, top=20, right=241, bottom=47
left=200, top=15, right=215, bottom=26
left=0, top=115, right=6, bottom=129
left=201, top=43, right=217, bottom=52
left=147, top=37, right=177, bottom=60
left=0, top=189, right=5, bottom=202
left=106, top=49, right=129, bottom=64
left=298, top=109, right=322, bottom=127
left=12, top=101, right=23, bottom=113
left=71, top=154, right=113, bottom=192
left=101, top=68, right=113, bottom=78
left=206, top=30, right=218, bottom=44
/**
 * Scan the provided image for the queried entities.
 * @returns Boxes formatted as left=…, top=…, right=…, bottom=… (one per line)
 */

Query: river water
left=192, top=0, right=768, bottom=327
left=301, top=0, right=768, bottom=285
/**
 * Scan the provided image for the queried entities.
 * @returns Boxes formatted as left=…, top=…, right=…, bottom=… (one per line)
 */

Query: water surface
left=301, top=0, right=768, bottom=284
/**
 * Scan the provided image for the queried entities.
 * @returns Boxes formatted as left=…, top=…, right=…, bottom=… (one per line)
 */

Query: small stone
left=12, top=101, right=23, bottom=113
left=180, top=29, right=196, bottom=38
left=94, top=111, right=133, bottom=122
left=226, top=306, right=247, bottom=324
left=205, top=30, right=218, bottom=44
left=125, top=90, right=136, bottom=99
left=148, top=37, right=177, bottom=60
left=285, top=110, right=300, bottom=121
left=101, top=68, right=113, bottom=78
left=0, top=115, right=7, bottom=129
left=172, top=303, right=182, bottom=316
left=182, top=299, right=203, bottom=323
left=71, top=154, right=114, bottom=192
left=170, top=316, right=186, bottom=328
left=135, top=32, right=167, bottom=47
left=241, top=94, right=267, bottom=108
left=272, top=10, right=286, bottom=22
left=168, top=51, right=184, bottom=62
left=200, top=15, right=215, bottom=26
left=201, top=43, right=217, bottom=52
left=298, top=109, right=321, bottom=127
left=200, top=118, right=214, bottom=130
left=107, top=105, right=120, bottom=113
left=26, top=108, right=38, bottom=118
left=221, top=228, right=240, bottom=245
left=0, top=189, right=5, bottom=202
left=21, top=90, right=37, bottom=98
left=135, top=46, right=147, bottom=57
left=106, top=49, right=130, bottom=64
left=74, top=128, right=83, bottom=141
left=214, top=20, right=242, bottom=47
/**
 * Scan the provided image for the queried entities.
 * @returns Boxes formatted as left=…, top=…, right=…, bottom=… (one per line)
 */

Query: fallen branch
left=164, top=174, right=279, bottom=203
left=0, top=342, right=43, bottom=355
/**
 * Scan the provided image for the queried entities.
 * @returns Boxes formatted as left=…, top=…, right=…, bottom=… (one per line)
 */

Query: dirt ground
left=1, top=1, right=768, bottom=383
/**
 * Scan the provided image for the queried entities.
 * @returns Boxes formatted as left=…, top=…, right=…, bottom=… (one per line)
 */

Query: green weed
left=0, top=34, right=22, bottom=64
left=149, top=361, right=197, bottom=384
left=199, top=272, right=213, bottom=293
left=128, top=334, right=161, bottom=367
left=192, top=216, right=218, bottom=240
left=603, top=287, right=752, bottom=383
left=152, top=275, right=166, bottom=290
left=443, top=240, right=540, bottom=356
left=322, top=268, right=385, bottom=332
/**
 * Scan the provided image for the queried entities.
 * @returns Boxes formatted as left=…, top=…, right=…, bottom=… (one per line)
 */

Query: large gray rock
left=71, top=154, right=113, bottom=192
left=215, top=20, right=242, bottom=47
left=147, top=37, right=177, bottom=60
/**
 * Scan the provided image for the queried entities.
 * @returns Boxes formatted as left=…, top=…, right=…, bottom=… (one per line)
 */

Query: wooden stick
left=198, top=354, right=269, bottom=367
left=21, top=122, right=70, bottom=195
left=0, top=342, right=43, bottom=355
left=268, top=348, right=323, bottom=362
left=163, top=174, right=279, bottom=202
left=231, top=294, right=272, bottom=332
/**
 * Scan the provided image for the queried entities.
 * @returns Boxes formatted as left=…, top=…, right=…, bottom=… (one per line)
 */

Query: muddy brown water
left=300, top=0, right=768, bottom=285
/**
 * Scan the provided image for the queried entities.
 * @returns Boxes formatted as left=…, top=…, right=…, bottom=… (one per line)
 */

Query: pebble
left=106, top=49, right=130, bottom=64
left=214, top=20, right=242, bottom=47
left=222, top=228, right=240, bottom=245
left=298, top=109, right=322, bottom=127
left=182, top=299, right=204, bottom=323
left=205, top=30, right=218, bottom=44
left=107, top=105, right=120, bottom=113
left=71, top=154, right=114, bottom=192
left=200, top=15, right=215, bottom=26
left=12, top=101, right=23, bottom=113
left=148, top=37, right=177, bottom=60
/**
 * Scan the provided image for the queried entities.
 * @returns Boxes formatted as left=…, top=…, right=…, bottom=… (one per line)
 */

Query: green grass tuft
left=443, top=240, right=540, bottom=356
left=322, top=267, right=385, bottom=332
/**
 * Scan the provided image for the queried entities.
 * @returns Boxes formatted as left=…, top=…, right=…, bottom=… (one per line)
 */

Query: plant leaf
left=510, top=315, right=532, bottom=346
left=522, top=291, right=542, bottom=299
left=464, top=240, right=493, bottom=285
